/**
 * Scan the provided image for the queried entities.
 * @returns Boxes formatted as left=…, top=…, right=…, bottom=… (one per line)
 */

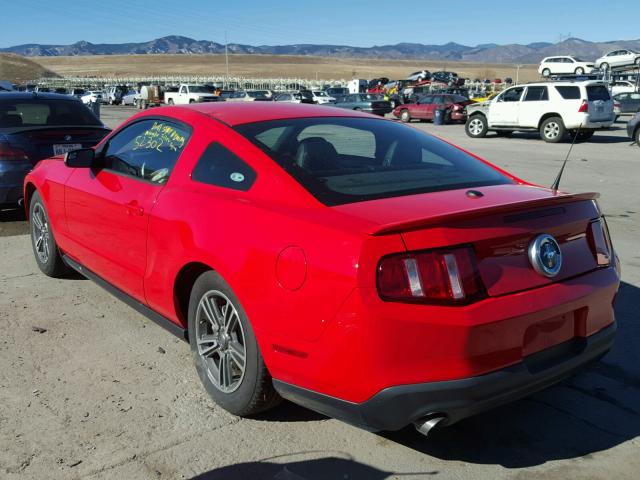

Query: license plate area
left=53, top=143, right=82, bottom=155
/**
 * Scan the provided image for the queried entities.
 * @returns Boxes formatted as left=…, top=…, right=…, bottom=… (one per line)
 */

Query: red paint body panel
left=24, top=103, right=619, bottom=409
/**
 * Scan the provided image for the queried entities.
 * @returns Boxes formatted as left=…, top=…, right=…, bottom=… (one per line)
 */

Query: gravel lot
left=1, top=106, right=639, bottom=480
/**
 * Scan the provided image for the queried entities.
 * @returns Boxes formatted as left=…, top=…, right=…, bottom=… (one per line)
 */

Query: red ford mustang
left=24, top=103, right=619, bottom=435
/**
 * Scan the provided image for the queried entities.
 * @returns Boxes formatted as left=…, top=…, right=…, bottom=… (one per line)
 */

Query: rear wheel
left=399, top=109, right=411, bottom=123
left=574, top=67, right=585, bottom=75
left=167, top=99, right=174, bottom=105
left=29, top=192, right=69, bottom=278
left=540, top=117, right=566, bottom=143
left=465, top=115, right=488, bottom=138
left=188, top=271, right=280, bottom=416
left=577, top=129, right=595, bottom=141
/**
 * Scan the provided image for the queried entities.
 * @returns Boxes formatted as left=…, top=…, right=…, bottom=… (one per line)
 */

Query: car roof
left=183, top=102, right=374, bottom=126
left=0, top=92, right=81, bottom=102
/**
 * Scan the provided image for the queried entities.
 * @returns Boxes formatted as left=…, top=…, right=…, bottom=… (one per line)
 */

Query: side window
left=102, top=119, right=190, bottom=184
left=418, top=96, right=433, bottom=105
left=179, top=86, right=186, bottom=94
left=501, top=87, right=524, bottom=102
left=191, top=143, right=256, bottom=192
left=555, top=86, right=581, bottom=100
left=524, top=86, right=549, bottom=101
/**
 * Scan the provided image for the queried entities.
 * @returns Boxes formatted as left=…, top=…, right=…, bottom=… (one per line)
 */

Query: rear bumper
left=274, top=321, right=616, bottom=431
left=0, top=160, right=31, bottom=205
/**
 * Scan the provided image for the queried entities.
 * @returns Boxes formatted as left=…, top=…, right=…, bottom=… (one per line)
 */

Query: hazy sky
left=0, top=0, right=636, bottom=48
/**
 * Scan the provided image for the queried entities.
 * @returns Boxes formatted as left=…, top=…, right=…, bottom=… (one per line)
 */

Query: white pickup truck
left=164, top=84, right=219, bottom=105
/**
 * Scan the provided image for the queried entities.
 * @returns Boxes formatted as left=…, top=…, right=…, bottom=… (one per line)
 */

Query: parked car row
left=539, top=50, right=640, bottom=77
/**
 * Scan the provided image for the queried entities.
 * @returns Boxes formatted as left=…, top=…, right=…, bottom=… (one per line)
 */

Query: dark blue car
left=0, top=92, right=110, bottom=207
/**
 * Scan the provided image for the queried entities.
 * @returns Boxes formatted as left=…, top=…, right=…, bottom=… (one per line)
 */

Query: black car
left=325, top=87, right=349, bottom=97
left=431, top=71, right=462, bottom=85
left=331, top=93, right=392, bottom=116
left=0, top=93, right=110, bottom=207
left=627, top=112, right=640, bottom=146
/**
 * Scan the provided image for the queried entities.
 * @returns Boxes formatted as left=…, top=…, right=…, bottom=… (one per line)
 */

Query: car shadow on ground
left=492, top=131, right=633, bottom=144
left=0, top=207, right=28, bottom=237
left=379, top=280, right=640, bottom=468
left=189, top=456, right=436, bottom=480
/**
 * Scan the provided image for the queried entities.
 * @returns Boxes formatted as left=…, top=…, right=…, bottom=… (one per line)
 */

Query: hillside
left=0, top=53, right=59, bottom=83
left=2, top=35, right=640, bottom=64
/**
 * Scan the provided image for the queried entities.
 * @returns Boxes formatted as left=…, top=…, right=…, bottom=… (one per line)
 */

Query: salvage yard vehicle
left=274, top=91, right=314, bottom=104
left=627, top=111, right=640, bottom=146
left=0, top=92, right=109, bottom=207
left=332, top=93, right=392, bottom=116
left=610, top=80, right=638, bottom=96
left=311, top=90, right=335, bottom=104
left=393, top=93, right=471, bottom=123
left=595, top=49, right=640, bottom=70
left=225, top=90, right=272, bottom=102
left=121, top=90, right=140, bottom=106
left=538, top=56, right=596, bottom=77
left=465, top=81, right=614, bottom=142
left=164, top=84, right=220, bottom=105
left=613, top=92, right=640, bottom=120
left=24, top=102, right=619, bottom=436
left=80, top=91, right=104, bottom=104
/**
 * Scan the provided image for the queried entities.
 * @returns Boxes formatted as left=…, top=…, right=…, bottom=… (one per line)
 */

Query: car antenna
left=551, top=122, right=582, bottom=191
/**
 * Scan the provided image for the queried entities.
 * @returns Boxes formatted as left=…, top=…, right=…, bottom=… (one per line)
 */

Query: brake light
left=377, top=246, right=485, bottom=304
left=614, top=102, right=621, bottom=109
left=587, top=219, right=613, bottom=266
left=0, top=142, right=28, bottom=162
left=578, top=100, right=589, bottom=113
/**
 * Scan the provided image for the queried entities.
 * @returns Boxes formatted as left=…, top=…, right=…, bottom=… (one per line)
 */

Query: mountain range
left=2, top=36, right=640, bottom=64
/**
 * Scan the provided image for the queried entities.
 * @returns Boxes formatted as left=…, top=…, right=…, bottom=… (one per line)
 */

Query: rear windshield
left=0, top=99, right=102, bottom=128
left=555, top=86, right=581, bottom=100
left=587, top=85, right=611, bottom=101
left=235, top=117, right=513, bottom=205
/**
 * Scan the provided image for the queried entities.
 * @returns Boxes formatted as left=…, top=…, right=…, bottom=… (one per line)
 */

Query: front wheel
left=188, top=271, right=281, bottom=416
left=574, top=67, right=584, bottom=75
left=465, top=115, right=488, bottom=138
left=399, top=109, right=411, bottom=123
left=29, top=191, right=69, bottom=278
left=542, top=68, right=551, bottom=77
left=600, top=62, right=609, bottom=71
left=167, top=99, right=174, bottom=105
left=540, top=117, right=566, bottom=143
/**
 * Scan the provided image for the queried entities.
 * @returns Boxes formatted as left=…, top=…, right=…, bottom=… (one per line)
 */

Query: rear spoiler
left=371, top=191, right=600, bottom=235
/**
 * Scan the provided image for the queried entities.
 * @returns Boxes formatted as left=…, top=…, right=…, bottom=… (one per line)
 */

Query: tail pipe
left=413, top=415, right=447, bottom=437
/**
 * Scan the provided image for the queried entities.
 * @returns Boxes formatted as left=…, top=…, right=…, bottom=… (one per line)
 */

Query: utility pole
left=225, top=31, right=229, bottom=88
left=515, top=64, right=523, bottom=85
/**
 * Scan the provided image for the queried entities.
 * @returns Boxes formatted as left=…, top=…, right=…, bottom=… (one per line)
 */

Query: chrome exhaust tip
left=413, top=415, right=446, bottom=437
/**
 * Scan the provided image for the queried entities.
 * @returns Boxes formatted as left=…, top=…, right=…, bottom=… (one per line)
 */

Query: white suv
left=538, top=56, right=596, bottom=76
left=465, top=81, right=614, bottom=143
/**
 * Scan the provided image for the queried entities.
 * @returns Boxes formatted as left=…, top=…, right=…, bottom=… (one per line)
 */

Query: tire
left=540, top=117, right=566, bottom=143
left=574, top=67, right=584, bottom=75
left=635, top=58, right=640, bottom=66
left=188, top=271, right=280, bottom=416
left=167, top=99, right=174, bottom=105
left=635, top=128, right=640, bottom=147
left=465, top=114, right=488, bottom=138
left=399, top=109, right=411, bottom=123
left=542, top=68, right=551, bottom=77
left=444, top=109, right=452, bottom=124
left=601, top=62, right=609, bottom=71
left=189, top=99, right=196, bottom=104
left=29, top=191, right=69, bottom=278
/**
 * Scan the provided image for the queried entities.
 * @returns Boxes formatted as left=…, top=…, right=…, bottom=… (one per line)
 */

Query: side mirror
left=64, top=148, right=95, bottom=168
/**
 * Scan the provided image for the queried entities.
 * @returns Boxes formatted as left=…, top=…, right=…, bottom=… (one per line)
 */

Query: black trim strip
left=62, top=255, right=188, bottom=342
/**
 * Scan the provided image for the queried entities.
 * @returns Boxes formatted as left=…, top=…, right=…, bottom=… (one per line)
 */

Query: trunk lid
left=334, top=184, right=602, bottom=296
left=4, top=126, right=110, bottom=164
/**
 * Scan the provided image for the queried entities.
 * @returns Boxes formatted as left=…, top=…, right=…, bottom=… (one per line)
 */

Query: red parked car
left=24, top=103, right=618, bottom=436
left=394, top=93, right=472, bottom=123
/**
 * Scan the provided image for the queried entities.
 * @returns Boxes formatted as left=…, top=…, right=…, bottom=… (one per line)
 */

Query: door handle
left=124, top=200, right=144, bottom=216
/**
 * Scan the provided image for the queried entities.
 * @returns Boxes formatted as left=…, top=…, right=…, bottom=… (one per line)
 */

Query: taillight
left=0, top=142, right=29, bottom=162
left=614, top=102, right=621, bottom=109
left=578, top=100, right=589, bottom=113
left=377, top=246, right=485, bottom=305
left=587, top=219, right=613, bottom=266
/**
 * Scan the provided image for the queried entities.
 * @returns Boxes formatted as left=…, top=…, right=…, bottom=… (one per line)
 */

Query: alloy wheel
left=544, top=122, right=560, bottom=139
left=31, top=203, right=51, bottom=264
left=469, top=118, right=484, bottom=135
left=195, top=290, right=247, bottom=393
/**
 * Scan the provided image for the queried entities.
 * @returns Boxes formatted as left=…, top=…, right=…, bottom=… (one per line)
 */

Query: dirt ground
left=0, top=107, right=639, bottom=479
left=35, top=54, right=540, bottom=83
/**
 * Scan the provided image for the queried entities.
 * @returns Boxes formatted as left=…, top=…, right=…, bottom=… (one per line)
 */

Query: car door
left=429, top=95, right=447, bottom=120
left=519, top=86, right=549, bottom=127
left=413, top=95, right=433, bottom=119
left=64, top=118, right=191, bottom=302
left=488, top=86, right=524, bottom=125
